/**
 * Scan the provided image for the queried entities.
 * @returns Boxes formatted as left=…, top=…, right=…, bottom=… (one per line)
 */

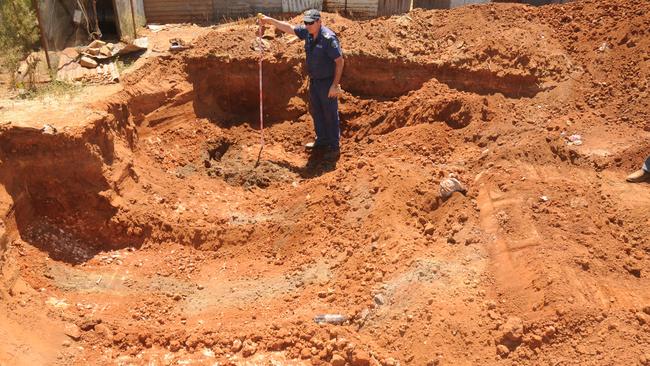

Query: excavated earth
left=1, top=0, right=650, bottom=365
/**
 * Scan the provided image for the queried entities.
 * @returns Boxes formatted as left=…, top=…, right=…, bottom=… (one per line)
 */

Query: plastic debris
left=314, top=314, right=347, bottom=324
left=169, top=38, right=190, bottom=52
left=440, top=177, right=467, bottom=200
left=41, top=124, right=57, bottom=135
left=566, top=134, right=583, bottom=146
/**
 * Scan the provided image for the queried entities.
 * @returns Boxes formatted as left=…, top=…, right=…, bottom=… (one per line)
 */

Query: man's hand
left=258, top=13, right=271, bottom=25
left=257, top=14, right=296, bottom=36
left=328, top=84, right=342, bottom=99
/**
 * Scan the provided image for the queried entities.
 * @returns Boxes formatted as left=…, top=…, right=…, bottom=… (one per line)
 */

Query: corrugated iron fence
left=414, top=0, right=571, bottom=9
left=144, top=0, right=414, bottom=23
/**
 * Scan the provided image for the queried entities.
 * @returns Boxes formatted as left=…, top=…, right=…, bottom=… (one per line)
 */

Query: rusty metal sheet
left=377, top=0, right=411, bottom=15
left=145, top=0, right=213, bottom=24
left=282, top=0, right=323, bottom=13
left=324, top=0, right=378, bottom=17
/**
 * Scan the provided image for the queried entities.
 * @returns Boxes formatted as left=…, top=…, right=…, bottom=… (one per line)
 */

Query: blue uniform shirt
left=293, top=25, right=342, bottom=80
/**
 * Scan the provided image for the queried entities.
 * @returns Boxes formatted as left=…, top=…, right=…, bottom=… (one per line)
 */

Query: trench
left=0, top=50, right=540, bottom=264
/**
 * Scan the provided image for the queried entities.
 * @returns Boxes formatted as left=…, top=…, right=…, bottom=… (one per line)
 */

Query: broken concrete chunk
left=100, top=45, right=112, bottom=56
left=88, top=40, right=106, bottom=48
left=86, top=47, right=100, bottom=56
left=116, top=37, right=149, bottom=55
left=79, top=56, right=98, bottom=68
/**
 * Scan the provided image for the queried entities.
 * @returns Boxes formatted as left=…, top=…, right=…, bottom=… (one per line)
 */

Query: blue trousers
left=644, top=156, right=650, bottom=172
left=309, top=78, right=340, bottom=149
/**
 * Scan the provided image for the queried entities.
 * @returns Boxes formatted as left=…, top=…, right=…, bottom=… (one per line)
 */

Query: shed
left=35, top=0, right=145, bottom=67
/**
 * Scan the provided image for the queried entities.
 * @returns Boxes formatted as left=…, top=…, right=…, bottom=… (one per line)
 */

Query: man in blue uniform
left=260, top=10, right=344, bottom=158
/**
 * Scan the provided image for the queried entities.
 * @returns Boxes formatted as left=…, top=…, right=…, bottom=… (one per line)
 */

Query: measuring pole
left=257, top=16, right=265, bottom=149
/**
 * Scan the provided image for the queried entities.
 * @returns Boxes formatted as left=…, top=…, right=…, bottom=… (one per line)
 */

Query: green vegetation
left=0, top=0, right=40, bottom=87
left=19, top=79, right=84, bottom=100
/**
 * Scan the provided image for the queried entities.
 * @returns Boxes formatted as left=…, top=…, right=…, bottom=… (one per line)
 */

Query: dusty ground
left=1, top=1, right=650, bottom=365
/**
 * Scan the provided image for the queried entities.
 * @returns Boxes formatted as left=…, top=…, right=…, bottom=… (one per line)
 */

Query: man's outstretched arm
left=259, top=15, right=296, bottom=36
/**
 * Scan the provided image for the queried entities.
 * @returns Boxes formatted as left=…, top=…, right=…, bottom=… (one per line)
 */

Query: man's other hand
left=328, top=84, right=342, bottom=98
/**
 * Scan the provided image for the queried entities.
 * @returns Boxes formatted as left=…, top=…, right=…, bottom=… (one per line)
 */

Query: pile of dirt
left=0, top=0, right=649, bottom=365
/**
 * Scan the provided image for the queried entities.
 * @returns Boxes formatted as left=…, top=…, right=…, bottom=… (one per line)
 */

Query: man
left=626, top=156, right=650, bottom=183
left=259, top=9, right=344, bottom=157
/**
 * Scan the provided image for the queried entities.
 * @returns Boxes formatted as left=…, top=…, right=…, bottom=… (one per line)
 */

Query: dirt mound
left=1, top=0, right=649, bottom=365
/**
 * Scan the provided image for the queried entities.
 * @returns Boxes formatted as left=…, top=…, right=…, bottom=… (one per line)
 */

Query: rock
left=241, top=339, right=257, bottom=357
left=64, top=323, right=81, bottom=340
left=496, top=344, right=510, bottom=357
left=374, top=294, right=386, bottom=306
left=351, top=349, right=371, bottom=366
left=100, top=45, right=112, bottom=56
left=79, top=56, right=98, bottom=68
left=79, top=318, right=101, bottom=331
left=330, top=354, right=346, bottom=366
left=636, top=312, right=650, bottom=325
left=300, top=347, right=311, bottom=359
left=424, top=223, right=435, bottom=235
left=497, top=316, right=524, bottom=348
left=88, top=40, right=106, bottom=48
left=94, top=323, right=113, bottom=340
left=86, top=47, right=100, bottom=56
left=169, top=340, right=181, bottom=351
left=231, top=338, right=243, bottom=353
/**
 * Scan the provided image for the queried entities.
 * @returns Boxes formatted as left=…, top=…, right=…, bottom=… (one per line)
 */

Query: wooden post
left=32, top=0, right=52, bottom=70
left=129, top=0, right=137, bottom=38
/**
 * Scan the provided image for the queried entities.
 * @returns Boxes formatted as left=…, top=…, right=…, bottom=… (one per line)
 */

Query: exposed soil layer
left=1, top=1, right=650, bottom=365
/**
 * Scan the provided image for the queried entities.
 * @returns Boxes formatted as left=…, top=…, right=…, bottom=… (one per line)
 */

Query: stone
left=64, top=323, right=81, bottom=340
left=635, top=312, right=650, bottom=325
left=351, top=349, right=371, bottom=366
left=95, top=323, right=113, bottom=340
left=79, top=56, right=98, bottom=68
left=100, top=45, right=112, bottom=56
left=424, top=223, right=435, bottom=235
left=330, top=354, right=346, bottom=366
left=499, top=317, right=524, bottom=344
left=88, top=40, right=106, bottom=48
left=496, top=344, right=510, bottom=357
left=79, top=318, right=101, bottom=331
left=241, top=339, right=257, bottom=357
left=373, top=294, right=385, bottom=306
left=231, top=338, right=243, bottom=353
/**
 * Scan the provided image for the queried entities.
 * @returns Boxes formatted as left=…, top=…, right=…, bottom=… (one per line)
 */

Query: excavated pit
left=1, top=3, right=650, bottom=365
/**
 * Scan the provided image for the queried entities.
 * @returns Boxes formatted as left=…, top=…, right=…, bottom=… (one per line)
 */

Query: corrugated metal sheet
left=250, top=0, right=283, bottom=12
left=324, top=0, right=378, bottom=16
left=144, top=0, right=212, bottom=24
left=282, top=0, right=323, bottom=12
left=377, top=0, right=411, bottom=15
left=134, top=0, right=147, bottom=26
left=413, top=0, right=489, bottom=9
